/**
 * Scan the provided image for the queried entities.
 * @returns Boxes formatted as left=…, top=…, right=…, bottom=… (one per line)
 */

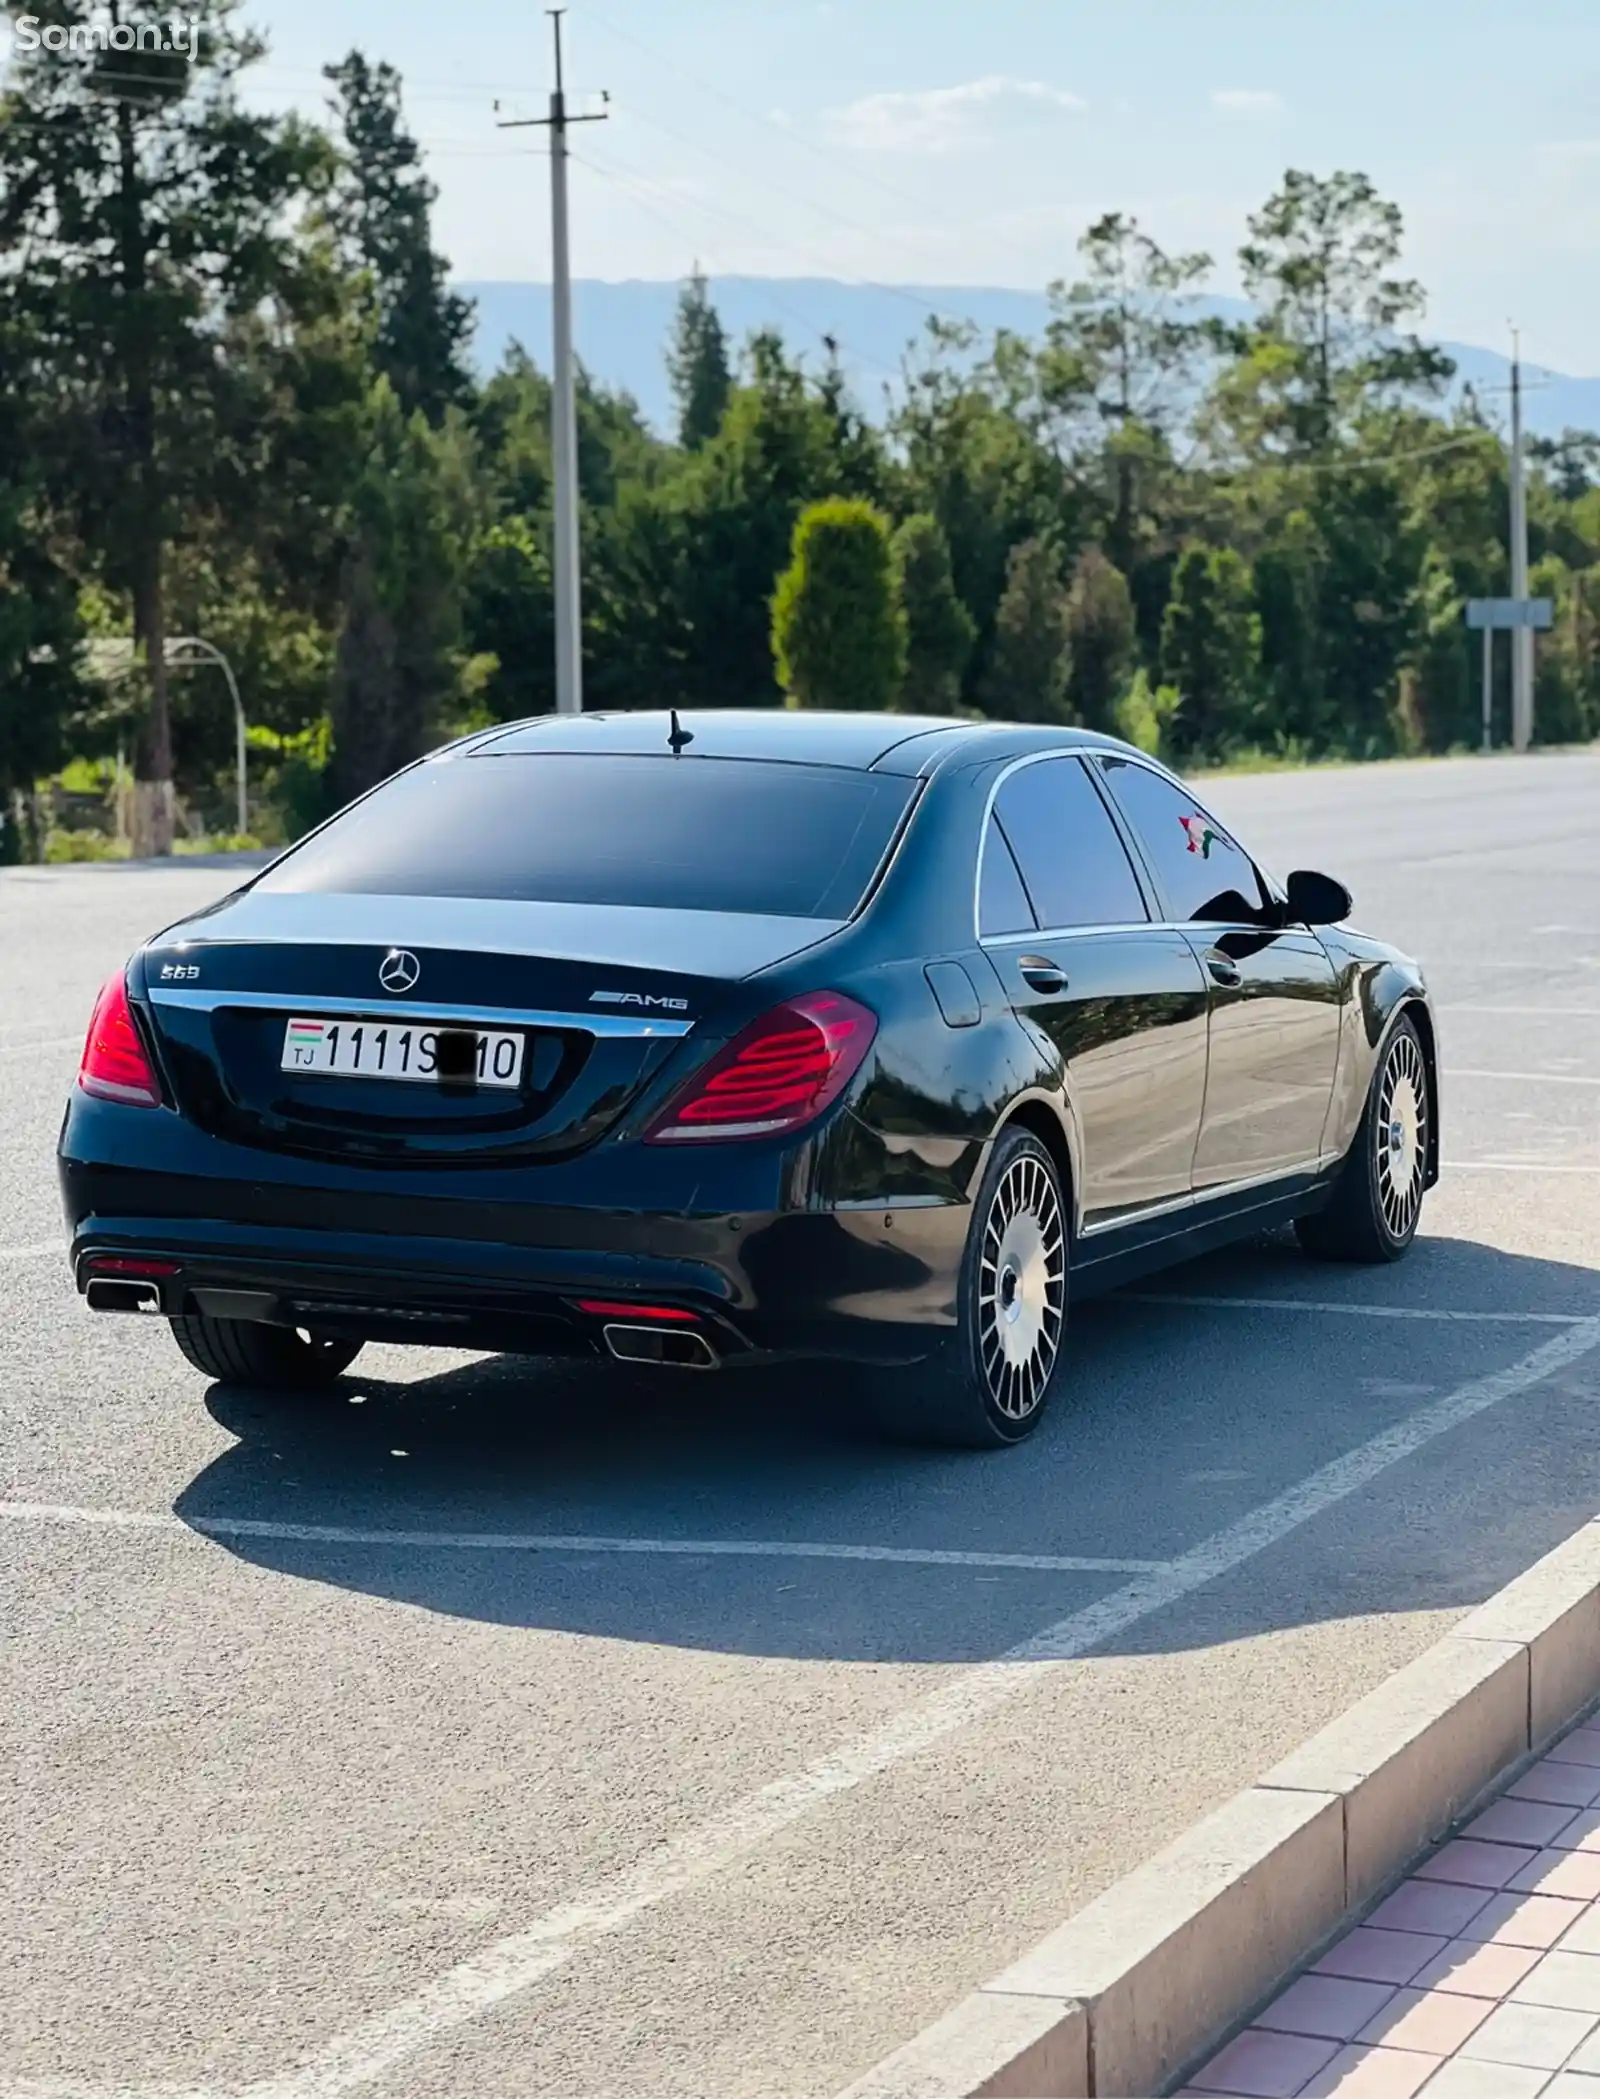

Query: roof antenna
left=667, top=709, right=694, bottom=755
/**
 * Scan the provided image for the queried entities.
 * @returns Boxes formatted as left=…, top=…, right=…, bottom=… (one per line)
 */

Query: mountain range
left=460, top=277, right=1600, bottom=445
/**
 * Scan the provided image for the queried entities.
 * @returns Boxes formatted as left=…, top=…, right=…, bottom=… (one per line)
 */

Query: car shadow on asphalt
left=170, top=1231, right=1600, bottom=1664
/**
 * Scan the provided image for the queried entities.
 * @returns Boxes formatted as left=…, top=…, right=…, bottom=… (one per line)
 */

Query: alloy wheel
left=976, top=1151, right=1066, bottom=1422
left=1375, top=1028, right=1428, bottom=1242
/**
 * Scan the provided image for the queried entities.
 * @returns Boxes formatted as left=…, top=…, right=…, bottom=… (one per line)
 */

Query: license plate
left=279, top=1017, right=526, bottom=1090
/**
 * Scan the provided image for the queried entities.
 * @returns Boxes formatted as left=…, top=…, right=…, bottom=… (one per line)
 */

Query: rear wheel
left=874, top=1127, right=1068, bottom=1449
left=1296, top=1013, right=1430, bottom=1264
left=169, top=1314, right=363, bottom=1389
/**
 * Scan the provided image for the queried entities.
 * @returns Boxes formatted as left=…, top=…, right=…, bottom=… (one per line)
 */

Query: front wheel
left=874, top=1126, right=1069, bottom=1448
left=1296, top=1013, right=1430, bottom=1264
left=169, top=1314, right=363, bottom=1389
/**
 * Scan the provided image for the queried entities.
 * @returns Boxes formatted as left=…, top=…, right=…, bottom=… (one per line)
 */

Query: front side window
left=1096, top=758, right=1267, bottom=924
left=989, top=757, right=1149, bottom=932
left=257, top=754, right=917, bottom=920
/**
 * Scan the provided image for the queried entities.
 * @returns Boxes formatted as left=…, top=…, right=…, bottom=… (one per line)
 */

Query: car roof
left=460, top=710, right=1135, bottom=776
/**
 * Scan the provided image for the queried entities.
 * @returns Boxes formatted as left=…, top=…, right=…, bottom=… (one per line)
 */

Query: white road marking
left=0, top=1035, right=79, bottom=1056
left=7, top=1318, right=1599, bottom=2099
left=0, top=1243, right=59, bottom=1262
left=0, top=1503, right=1161, bottom=1577
left=1120, top=1294, right=1589, bottom=1324
left=1444, top=1005, right=1600, bottom=1018
left=1450, top=1161, right=1600, bottom=1175
left=1447, top=1068, right=1600, bottom=1087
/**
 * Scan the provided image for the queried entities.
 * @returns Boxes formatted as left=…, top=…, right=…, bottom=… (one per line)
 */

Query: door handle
left=1019, top=956, right=1069, bottom=995
left=1204, top=950, right=1243, bottom=989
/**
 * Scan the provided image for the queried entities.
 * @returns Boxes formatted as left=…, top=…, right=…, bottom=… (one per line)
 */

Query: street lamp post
left=86, top=635, right=249, bottom=842
left=164, top=639, right=248, bottom=837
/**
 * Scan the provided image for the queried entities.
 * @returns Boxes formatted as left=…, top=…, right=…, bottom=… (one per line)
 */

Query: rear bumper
left=58, top=1115, right=968, bottom=1366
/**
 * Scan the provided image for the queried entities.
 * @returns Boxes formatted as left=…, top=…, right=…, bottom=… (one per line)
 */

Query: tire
left=1296, top=1013, right=1430, bottom=1264
left=168, top=1313, right=363, bottom=1389
left=874, top=1126, right=1069, bottom=1449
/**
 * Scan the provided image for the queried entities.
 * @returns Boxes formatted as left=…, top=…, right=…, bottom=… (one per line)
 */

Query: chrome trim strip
left=146, top=987, right=695, bottom=1039
left=1078, top=1154, right=1341, bottom=1238
left=980, top=920, right=1197, bottom=948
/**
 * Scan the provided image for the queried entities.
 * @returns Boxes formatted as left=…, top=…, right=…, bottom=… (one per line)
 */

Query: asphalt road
left=3, top=750, right=1600, bottom=2099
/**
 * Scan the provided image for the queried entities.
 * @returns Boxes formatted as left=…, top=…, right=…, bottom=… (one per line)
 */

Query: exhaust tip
left=85, top=1277, right=164, bottom=1315
left=602, top=1322, right=719, bottom=1370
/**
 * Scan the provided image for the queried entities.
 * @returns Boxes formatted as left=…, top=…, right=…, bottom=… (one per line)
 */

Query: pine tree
left=667, top=267, right=731, bottom=450
left=324, top=51, right=473, bottom=426
left=1064, top=547, right=1136, bottom=733
left=981, top=537, right=1074, bottom=723
left=772, top=499, right=906, bottom=711
left=892, top=513, right=975, bottom=711
left=0, top=0, right=332, bottom=851
left=1160, top=545, right=1261, bottom=760
left=328, top=382, right=476, bottom=803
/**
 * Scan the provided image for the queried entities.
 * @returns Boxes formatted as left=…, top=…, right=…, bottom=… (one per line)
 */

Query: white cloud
left=827, top=75, right=1086, bottom=154
left=1211, top=89, right=1284, bottom=118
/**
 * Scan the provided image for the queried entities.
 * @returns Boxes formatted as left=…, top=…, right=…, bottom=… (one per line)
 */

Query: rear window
left=257, top=753, right=917, bottom=920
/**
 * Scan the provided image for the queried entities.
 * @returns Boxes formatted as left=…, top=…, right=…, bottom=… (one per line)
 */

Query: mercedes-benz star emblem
left=378, top=949, right=421, bottom=995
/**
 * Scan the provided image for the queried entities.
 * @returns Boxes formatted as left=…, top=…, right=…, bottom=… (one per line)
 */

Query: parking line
left=0, top=1503, right=1162, bottom=1577
left=0, top=1035, right=79, bottom=1056
left=8, top=1319, right=1598, bottom=2099
left=1450, top=1161, right=1600, bottom=1175
left=0, top=1243, right=59, bottom=1262
left=1447, top=1068, right=1600, bottom=1087
left=1119, top=1294, right=1589, bottom=1324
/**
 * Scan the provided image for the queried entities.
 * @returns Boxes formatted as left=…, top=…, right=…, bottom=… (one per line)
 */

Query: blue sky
left=129, top=1, right=1600, bottom=373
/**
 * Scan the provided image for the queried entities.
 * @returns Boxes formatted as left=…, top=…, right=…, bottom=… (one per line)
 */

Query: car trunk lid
left=138, top=891, right=837, bottom=1165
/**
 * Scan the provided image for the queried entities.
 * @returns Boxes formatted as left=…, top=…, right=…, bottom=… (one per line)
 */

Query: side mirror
left=1285, top=868, right=1352, bottom=926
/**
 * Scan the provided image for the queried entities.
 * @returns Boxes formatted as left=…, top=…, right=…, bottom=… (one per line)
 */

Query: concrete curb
left=837, top=1517, right=1600, bottom=2099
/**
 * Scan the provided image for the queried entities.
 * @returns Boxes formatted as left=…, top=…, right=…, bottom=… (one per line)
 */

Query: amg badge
left=589, top=990, right=690, bottom=1012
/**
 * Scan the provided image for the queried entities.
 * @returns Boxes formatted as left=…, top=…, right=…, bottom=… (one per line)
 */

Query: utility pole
left=1509, top=327, right=1533, bottom=751
left=498, top=13, right=606, bottom=713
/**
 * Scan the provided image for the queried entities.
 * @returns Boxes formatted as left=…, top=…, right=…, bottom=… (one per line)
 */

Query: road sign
left=1465, top=597, right=1553, bottom=630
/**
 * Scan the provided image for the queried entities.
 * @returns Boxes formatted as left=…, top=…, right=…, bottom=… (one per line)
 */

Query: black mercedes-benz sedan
left=58, top=711, right=1438, bottom=1448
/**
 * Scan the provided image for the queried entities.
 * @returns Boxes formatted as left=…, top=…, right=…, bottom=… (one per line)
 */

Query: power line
left=578, top=2, right=1056, bottom=279
left=575, top=136, right=948, bottom=337
left=568, top=148, right=902, bottom=383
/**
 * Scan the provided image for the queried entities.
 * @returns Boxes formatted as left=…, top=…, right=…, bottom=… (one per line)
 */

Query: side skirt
left=1070, top=1174, right=1337, bottom=1300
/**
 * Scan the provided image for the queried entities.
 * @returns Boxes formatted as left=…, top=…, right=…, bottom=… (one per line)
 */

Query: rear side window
left=978, top=818, right=1036, bottom=936
left=1096, top=758, right=1267, bottom=924
left=259, top=754, right=917, bottom=920
left=989, top=757, right=1149, bottom=931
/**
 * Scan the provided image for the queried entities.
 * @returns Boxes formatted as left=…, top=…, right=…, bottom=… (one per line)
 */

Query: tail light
left=645, top=991, right=877, bottom=1143
left=78, top=970, right=161, bottom=1107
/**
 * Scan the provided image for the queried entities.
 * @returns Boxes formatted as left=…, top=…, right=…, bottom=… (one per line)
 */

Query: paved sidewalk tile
left=1517, top=1953, right=1600, bottom=2015
left=1409, top=1939, right=1542, bottom=1998
left=1187, top=2025, right=1341, bottom=2094
left=1186, top=1716, right=1600, bottom=2099
left=1459, top=1890, right=1589, bottom=1947
left=1467, top=1798, right=1582, bottom=1848
left=1512, top=1851, right=1600, bottom=1900
left=1300, top=2043, right=1441, bottom=2096
left=1553, top=1811, right=1600, bottom=1854
left=1549, top=1728, right=1600, bottom=1771
left=1258, top=1974, right=1398, bottom=2040
left=1414, top=2064, right=1551, bottom=2096
left=1316, top=1929, right=1452, bottom=1986
left=1417, top=1838, right=1540, bottom=1889
left=1356, top=1988, right=1493, bottom=2053
left=1367, top=1882, right=1493, bottom=1937
left=1512, top=1763, right=1600, bottom=1809
left=1457, top=1999, right=1596, bottom=2068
